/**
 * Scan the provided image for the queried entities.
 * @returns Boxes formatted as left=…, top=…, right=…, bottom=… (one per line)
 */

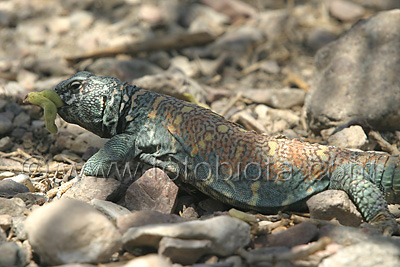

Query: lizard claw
left=366, top=211, right=400, bottom=236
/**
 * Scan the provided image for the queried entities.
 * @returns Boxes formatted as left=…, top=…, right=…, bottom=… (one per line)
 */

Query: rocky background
left=1, top=0, right=400, bottom=266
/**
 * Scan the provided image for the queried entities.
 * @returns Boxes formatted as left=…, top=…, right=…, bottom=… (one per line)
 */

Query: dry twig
left=237, top=236, right=332, bottom=264
left=66, top=32, right=216, bottom=63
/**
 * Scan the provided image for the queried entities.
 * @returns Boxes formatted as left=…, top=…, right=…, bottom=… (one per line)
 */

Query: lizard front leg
left=330, top=163, right=399, bottom=235
left=84, top=134, right=137, bottom=177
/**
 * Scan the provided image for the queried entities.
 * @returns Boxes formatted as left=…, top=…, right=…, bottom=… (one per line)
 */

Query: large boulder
left=305, top=10, right=400, bottom=133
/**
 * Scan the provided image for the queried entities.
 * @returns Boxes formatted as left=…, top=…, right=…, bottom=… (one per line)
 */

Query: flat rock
left=125, top=168, right=178, bottom=213
left=0, top=180, right=29, bottom=198
left=326, top=125, right=368, bottom=149
left=90, top=199, right=131, bottom=221
left=124, top=254, right=172, bottom=267
left=0, top=197, right=27, bottom=217
left=320, top=239, right=400, bottom=267
left=123, top=216, right=250, bottom=256
left=25, top=198, right=122, bottom=265
left=117, top=210, right=186, bottom=234
left=329, top=0, right=365, bottom=21
left=307, top=190, right=363, bottom=227
left=159, top=237, right=213, bottom=265
left=266, top=222, right=318, bottom=248
left=306, top=10, right=400, bottom=133
left=62, top=176, right=121, bottom=203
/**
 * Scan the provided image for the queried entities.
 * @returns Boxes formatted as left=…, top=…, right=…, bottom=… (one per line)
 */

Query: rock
left=14, top=192, right=45, bottom=208
left=170, top=56, right=198, bottom=77
left=133, top=68, right=207, bottom=104
left=17, top=22, right=46, bottom=44
left=210, top=25, right=264, bottom=57
left=0, top=242, right=29, bottom=267
left=69, top=132, right=107, bottom=155
left=0, top=227, right=6, bottom=242
left=0, top=214, right=12, bottom=231
left=138, top=4, right=165, bottom=25
left=0, top=99, right=6, bottom=110
left=306, top=190, right=363, bottom=227
left=180, top=206, right=199, bottom=219
left=25, top=198, right=122, bottom=265
left=47, top=16, right=70, bottom=35
left=10, top=127, right=26, bottom=139
left=32, top=76, right=65, bottom=92
left=224, top=255, right=243, bottom=267
left=249, top=9, right=290, bottom=41
left=5, top=174, right=34, bottom=192
left=388, top=204, right=400, bottom=217
left=0, top=136, right=13, bottom=151
left=86, top=58, right=163, bottom=83
left=327, top=126, right=368, bottom=149
left=319, top=224, right=377, bottom=246
left=259, top=60, right=280, bottom=74
left=329, top=0, right=365, bottom=21
left=123, top=216, right=250, bottom=256
left=62, top=176, right=121, bottom=203
left=186, top=4, right=229, bottom=36
left=0, top=114, right=12, bottom=135
left=242, top=88, right=305, bottom=109
left=117, top=210, right=186, bottom=234
left=70, top=11, right=94, bottom=29
left=12, top=216, right=28, bottom=240
left=13, top=112, right=30, bottom=128
left=254, top=104, right=300, bottom=128
left=266, top=222, right=318, bottom=248
left=320, top=239, right=400, bottom=266
left=0, top=197, right=27, bottom=217
left=124, top=254, right=172, bottom=267
left=125, top=168, right=179, bottom=213
left=200, top=0, right=256, bottom=22
left=159, top=237, right=213, bottom=265
left=5, top=103, right=21, bottom=116
left=26, top=58, right=74, bottom=77
left=91, top=199, right=131, bottom=221
left=351, top=0, right=400, bottom=10
left=0, top=180, right=29, bottom=198
left=306, top=26, right=338, bottom=51
left=306, top=10, right=400, bottom=132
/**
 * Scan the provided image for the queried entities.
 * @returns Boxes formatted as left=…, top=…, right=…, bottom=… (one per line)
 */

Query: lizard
left=51, top=71, right=400, bottom=233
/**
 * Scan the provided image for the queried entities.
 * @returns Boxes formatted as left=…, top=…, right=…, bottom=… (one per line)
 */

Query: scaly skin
left=53, top=72, right=400, bottom=233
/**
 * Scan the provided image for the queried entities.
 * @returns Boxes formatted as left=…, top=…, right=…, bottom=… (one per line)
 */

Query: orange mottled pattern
left=152, top=96, right=387, bottom=182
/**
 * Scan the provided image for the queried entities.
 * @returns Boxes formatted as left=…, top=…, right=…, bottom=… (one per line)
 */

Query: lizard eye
left=69, top=81, right=81, bottom=90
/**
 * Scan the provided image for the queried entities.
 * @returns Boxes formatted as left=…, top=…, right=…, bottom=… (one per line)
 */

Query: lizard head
left=53, top=71, right=123, bottom=137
